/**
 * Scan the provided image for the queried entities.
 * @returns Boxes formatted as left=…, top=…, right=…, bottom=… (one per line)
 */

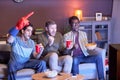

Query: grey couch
left=0, top=44, right=35, bottom=80
left=0, top=43, right=106, bottom=80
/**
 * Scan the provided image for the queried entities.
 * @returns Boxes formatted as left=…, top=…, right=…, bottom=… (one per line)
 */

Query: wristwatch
left=13, top=0, right=24, bottom=3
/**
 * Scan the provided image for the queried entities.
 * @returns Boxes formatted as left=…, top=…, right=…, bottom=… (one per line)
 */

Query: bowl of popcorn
left=85, top=43, right=97, bottom=50
left=44, top=70, right=58, bottom=78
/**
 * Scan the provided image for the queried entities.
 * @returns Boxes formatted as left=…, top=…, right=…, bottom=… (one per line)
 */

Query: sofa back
left=0, top=44, right=11, bottom=64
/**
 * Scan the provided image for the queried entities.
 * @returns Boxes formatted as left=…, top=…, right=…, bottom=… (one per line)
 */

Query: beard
left=24, top=34, right=31, bottom=41
left=48, top=31, right=56, bottom=37
left=72, top=28, right=79, bottom=32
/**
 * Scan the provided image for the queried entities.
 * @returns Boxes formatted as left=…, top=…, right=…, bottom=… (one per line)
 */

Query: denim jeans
left=7, top=59, right=46, bottom=80
left=71, top=53, right=104, bottom=79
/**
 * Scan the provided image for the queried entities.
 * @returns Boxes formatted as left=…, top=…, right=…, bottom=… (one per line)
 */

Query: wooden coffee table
left=32, top=72, right=84, bottom=80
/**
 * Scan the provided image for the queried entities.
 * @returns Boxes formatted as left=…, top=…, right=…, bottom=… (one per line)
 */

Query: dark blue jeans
left=7, top=59, right=46, bottom=80
left=71, top=54, right=104, bottom=79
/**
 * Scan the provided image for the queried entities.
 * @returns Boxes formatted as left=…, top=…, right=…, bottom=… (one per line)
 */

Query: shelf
left=95, top=28, right=108, bottom=30
left=82, top=29, right=92, bottom=31
left=80, top=19, right=111, bottom=50
left=34, top=28, right=44, bottom=35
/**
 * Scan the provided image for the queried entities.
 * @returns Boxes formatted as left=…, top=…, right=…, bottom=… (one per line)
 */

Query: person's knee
left=64, top=55, right=73, bottom=64
left=49, top=52, right=58, bottom=60
left=73, top=57, right=79, bottom=65
left=48, top=53, right=58, bottom=67
left=40, top=60, right=46, bottom=66
left=96, top=53, right=102, bottom=58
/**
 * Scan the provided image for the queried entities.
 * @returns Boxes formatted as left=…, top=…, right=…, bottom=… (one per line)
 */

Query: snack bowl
left=85, top=43, right=97, bottom=50
left=44, top=70, right=58, bottom=78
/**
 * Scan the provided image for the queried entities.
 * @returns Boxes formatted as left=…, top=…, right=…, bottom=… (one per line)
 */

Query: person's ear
left=21, top=29, right=24, bottom=34
left=45, top=27, right=48, bottom=31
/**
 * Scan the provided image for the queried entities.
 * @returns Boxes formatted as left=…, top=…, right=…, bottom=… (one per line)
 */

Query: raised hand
left=16, top=11, right=34, bottom=30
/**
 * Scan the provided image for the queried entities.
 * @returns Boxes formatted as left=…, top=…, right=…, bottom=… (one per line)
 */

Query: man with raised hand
left=7, top=12, right=46, bottom=80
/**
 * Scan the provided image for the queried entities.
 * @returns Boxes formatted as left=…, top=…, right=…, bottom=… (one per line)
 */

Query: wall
left=0, top=0, right=113, bottom=35
left=111, top=0, right=120, bottom=43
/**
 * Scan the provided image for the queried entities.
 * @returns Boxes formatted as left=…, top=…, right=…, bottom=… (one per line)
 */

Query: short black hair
left=45, top=20, right=56, bottom=27
left=22, top=22, right=33, bottom=30
left=68, top=16, right=80, bottom=24
left=19, top=22, right=33, bottom=34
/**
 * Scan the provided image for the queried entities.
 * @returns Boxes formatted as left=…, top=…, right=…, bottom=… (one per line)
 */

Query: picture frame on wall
left=96, top=13, right=102, bottom=21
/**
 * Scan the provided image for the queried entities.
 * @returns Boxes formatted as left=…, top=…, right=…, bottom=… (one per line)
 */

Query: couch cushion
left=17, top=69, right=35, bottom=77
left=0, top=64, right=35, bottom=79
left=0, top=64, right=7, bottom=78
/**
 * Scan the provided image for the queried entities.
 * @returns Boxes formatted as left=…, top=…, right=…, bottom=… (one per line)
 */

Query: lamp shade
left=75, top=10, right=83, bottom=21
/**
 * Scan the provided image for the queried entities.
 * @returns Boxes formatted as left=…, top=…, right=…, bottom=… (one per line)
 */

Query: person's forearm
left=7, top=27, right=19, bottom=43
left=7, top=34, right=15, bottom=44
left=63, top=47, right=74, bottom=55
left=45, top=43, right=53, bottom=50
left=9, top=27, right=19, bottom=37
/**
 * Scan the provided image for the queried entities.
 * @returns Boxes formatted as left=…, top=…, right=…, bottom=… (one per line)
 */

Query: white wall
left=112, top=0, right=120, bottom=43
